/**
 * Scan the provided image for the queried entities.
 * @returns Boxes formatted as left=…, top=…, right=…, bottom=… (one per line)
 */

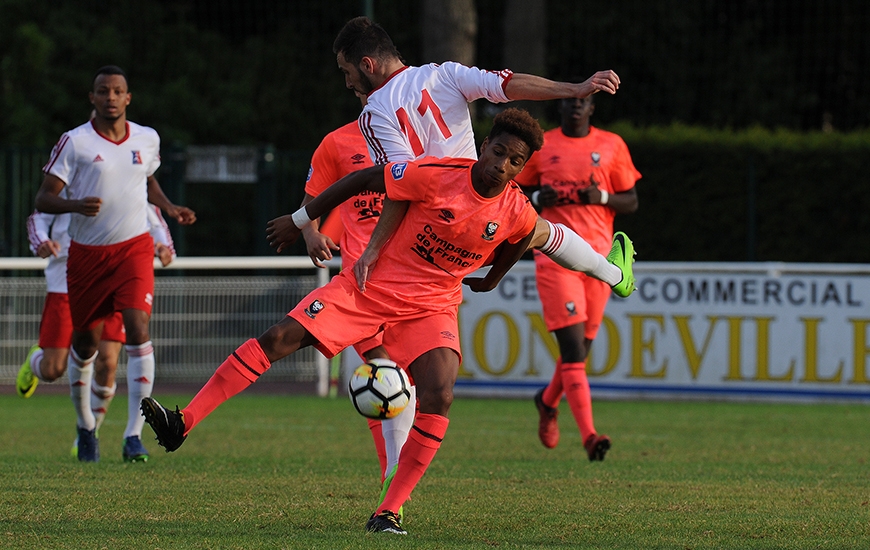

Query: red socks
left=541, top=357, right=564, bottom=408
left=378, top=412, right=449, bottom=514
left=181, top=338, right=271, bottom=434
left=367, top=418, right=388, bottom=481
left=562, top=361, right=595, bottom=441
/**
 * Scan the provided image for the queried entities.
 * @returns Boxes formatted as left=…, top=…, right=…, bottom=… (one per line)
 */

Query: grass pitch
left=1, top=392, right=868, bottom=549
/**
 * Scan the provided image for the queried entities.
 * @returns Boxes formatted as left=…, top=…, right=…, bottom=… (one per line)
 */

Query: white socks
left=124, top=342, right=155, bottom=439
left=91, top=381, right=117, bottom=431
left=540, top=221, right=622, bottom=286
left=381, top=385, right=417, bottom=475
left=29, top=348, right=46, bottom=381
left=69, top=347, right=98, bottom=431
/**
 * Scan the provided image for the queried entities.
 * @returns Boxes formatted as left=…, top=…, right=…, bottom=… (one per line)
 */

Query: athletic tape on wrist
left=531, top=190, right=541, bottom=207
left=600, top=190, right=609, bottom=205
left=291, top=207, right=313, bottom=229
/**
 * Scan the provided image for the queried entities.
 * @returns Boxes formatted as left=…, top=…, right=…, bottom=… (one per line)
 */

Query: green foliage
left=2, top=393, right=869, bottom=548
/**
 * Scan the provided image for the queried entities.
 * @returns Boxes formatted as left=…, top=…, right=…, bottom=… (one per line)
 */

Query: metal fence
left=0, top=257, right=333, bottom=393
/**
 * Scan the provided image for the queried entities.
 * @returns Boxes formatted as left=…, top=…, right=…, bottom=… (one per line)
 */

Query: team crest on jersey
left=306, top=165, right=314, bottom=182
left=132, top=151, right=143, bottom=164
left=482, top=221, right=499, bottom=241
left=351, top=153, right=367, bottom=165
left=390, top=162, right=408, bottom=180
left=438, top=209, right=455, bottom=223
left=565, top=301, right=577, bottom=316
left=591, top=152, right=601, bottom=166
left=304, top=299, right=325, bottom=318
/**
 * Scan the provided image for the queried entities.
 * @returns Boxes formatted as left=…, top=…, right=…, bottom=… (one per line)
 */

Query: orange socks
left=181, top=338, right=271, bottom=434
left=377, top=412, right=449, bottom=514
left=562, top=361, right=595, bottom=441
left=367, top=418, right=388, bottom=481
left=541, top=357, right=564, bottom=408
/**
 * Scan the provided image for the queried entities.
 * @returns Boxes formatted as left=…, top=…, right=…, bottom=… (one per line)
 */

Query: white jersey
left=26, top=204, right=175, bottom=294
left=43, top=120, right=161, bottom=245
left=360, top=62, right=513, bottom=164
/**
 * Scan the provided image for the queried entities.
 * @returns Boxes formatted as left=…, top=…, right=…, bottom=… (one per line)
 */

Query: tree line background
left=1, top=0, right=869, bottom=261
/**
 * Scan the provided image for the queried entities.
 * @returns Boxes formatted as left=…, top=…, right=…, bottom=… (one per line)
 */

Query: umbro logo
left=440, top=330, right=456, bottom=341
left=93, top=154, right=104, bottom=163
left=438, top=209, right=455, bottom=222
left=351, top=153, right=367, bottom=164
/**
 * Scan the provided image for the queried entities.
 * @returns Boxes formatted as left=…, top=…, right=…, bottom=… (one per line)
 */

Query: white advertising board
left=456, top=261, right=870, bottom=402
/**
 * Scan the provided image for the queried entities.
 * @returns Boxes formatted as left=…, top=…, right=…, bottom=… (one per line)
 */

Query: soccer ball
left=348, top=358, right=411, bottom=419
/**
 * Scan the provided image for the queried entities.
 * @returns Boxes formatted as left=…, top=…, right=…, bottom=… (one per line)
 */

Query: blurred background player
left=144, top=109, right=549, bottom=535
left=32, top=65, right=196, bottom=462
left=300, top=91, right=416, bottom=515
left=516, top=94, right=640, bottom=461
left=18, top=204, right=177, bottom=462
left=331, top=16, right=633, bottom=301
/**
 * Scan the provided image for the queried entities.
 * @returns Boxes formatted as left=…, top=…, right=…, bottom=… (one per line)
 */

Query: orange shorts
left=67, top=233, right=154, bottom=331
left=39, top=292, right=125, bottom=348
left=535, top=254, right=611, bottom=338
left=288, top=270, right=462, bottom=371
left=353, top=333, right=385, bottom=359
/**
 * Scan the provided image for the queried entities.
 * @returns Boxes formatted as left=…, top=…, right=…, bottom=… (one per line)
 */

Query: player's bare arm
left=146, top=175, right=197, bottom=225
left=267, top=165, right=386, bottom=254
left=505, top=71, right=620, bottom=101
left=299, top=194, right=339, bottom=268
left=353, top=198, right=409, bottom=293
left=579, top=184, right=639, bottom=214
left=463, top=228, right=536, bottom=293
left=34, top=173, right=101, bottom=216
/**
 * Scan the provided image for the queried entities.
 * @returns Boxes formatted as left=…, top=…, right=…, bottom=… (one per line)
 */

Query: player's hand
left=155, top=243, right=173, bottom=267
left=537, top=185, right=558, bottom=208
left=167, top=205, right=197, bottom=225
left=462, top=276, right=496, bottom=293
left=353, top=247, right=379, bottom=293
left=76, top=196, right=102, bottom=216
left=36, top=240, right=61, bottom=258
left=266, top=215, right=301, bottom=253
left=303, top=230, right=340, bottom=268
left=578, top=70, right=620, bottom=97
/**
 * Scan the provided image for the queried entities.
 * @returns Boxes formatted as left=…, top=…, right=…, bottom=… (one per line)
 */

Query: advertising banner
left=456, top=261, right=870, bottom=402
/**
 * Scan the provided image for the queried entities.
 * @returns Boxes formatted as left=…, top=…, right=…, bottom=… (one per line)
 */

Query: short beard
left=354, top=66, right=375, bottom=95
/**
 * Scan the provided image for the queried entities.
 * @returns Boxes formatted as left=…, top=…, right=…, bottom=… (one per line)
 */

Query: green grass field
left=1, top=392, right=868, bottom=549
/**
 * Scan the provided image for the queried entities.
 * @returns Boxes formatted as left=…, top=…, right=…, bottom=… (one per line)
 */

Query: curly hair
left=489, top=108, right=544, bottom=156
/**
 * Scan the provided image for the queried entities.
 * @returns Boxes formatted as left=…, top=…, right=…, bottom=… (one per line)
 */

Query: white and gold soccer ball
left=348, top=358, right=411, bottom=419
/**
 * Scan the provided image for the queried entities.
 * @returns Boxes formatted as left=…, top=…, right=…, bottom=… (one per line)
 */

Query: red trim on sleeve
left=359, top=112, right=388, bottom=165
left=500, top=69, right=514, bottom=94
left=42, top=134, right=70, bottom=173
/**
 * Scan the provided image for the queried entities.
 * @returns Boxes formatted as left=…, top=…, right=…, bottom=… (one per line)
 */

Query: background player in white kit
left=32, top=65, right=196, bottom=462
left=18, top=204, right=177, bottom=462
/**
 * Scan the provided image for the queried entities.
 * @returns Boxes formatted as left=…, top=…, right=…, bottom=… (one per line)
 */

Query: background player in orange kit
left=300, top=92, right=417, bottom=514
left=142, top=108, right=547, bottom=535
left=33, top=65, right=196, bottom=462
left=516, top=94, right=640, bottom=461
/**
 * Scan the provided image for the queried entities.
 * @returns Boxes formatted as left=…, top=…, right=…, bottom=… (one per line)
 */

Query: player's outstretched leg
left=584, top=433, right=612, bottom=462
left=365, top=511, right=407, bottom=535
left=607, top=231, right=636, bottom=298
left=16, top=345, right=41, bottom=398
left=140, top=397, right=187, bottom=452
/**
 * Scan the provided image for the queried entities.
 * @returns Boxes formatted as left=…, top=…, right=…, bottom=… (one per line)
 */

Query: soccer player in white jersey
left=18, top=205, right=177, bottom=462
left=32, top=65, right=196, bottom=462
left=329, top=16, right=635, bottom=533
left=333, top=16, right=633, bottom=300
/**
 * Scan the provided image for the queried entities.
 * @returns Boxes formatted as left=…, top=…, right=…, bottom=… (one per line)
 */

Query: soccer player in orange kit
left=142, top=108, right=548, bottom=535
left=516, top=94, right=640, bottom=461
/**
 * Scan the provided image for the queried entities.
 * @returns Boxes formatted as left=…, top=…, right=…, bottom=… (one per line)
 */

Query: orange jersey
left=516, top=126, right=641, bottom=253
left=305, top=121, right=380, bottom=266
left=365, top=157, right=538, bottom=310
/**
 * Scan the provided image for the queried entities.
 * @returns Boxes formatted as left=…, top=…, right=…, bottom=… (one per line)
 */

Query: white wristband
left=531, top=190, right=541, bottom=207
left=291, top=207, right=313, bottom=229
left=599, top=190, right=609, bottom=205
